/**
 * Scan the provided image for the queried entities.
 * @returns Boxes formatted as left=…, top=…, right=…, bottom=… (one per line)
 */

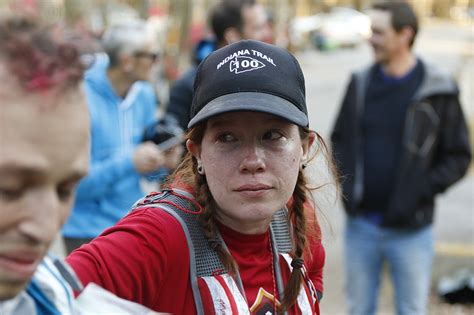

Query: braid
left=280, top=170, right=308, bottom=311
left=292, top=170, right=309, bottom=257
left=164, top=127, right=238, bottom=276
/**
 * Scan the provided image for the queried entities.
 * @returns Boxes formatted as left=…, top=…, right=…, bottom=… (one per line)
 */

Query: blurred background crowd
left=1, top=0, right=472, bottom=107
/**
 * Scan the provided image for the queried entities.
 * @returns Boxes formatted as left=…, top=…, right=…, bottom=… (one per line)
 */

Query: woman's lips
left=234, top=184, right=273, bottom=197
left=0, top=251, right=41, bottom=279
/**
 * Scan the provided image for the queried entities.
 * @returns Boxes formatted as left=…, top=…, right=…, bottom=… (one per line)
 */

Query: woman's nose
left=239, top=143, right=266, bottom=174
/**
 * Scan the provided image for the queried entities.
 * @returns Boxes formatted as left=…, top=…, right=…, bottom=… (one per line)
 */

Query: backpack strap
left=133, top=189, right=224, bottom=315
left=270, top=206, right=293, bottom=252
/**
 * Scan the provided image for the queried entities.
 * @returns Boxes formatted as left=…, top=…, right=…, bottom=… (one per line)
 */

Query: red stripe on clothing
left=215, top=275, right=239, bottom=314
left=197, top=277, right=217, bottom=314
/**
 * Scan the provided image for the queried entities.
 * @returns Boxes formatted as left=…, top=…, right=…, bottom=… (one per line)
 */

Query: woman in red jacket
left=67, top=40, right=335, bottom=315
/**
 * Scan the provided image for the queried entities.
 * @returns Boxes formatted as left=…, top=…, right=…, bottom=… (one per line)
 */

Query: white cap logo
left=216, top=48, right=276, bottom=71
left=230, top=56, right=265, bottom=74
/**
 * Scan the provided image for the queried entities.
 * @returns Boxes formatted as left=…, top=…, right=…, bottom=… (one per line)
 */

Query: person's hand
left=163, top=144, right=184, bottom=170
left=133, top=141, right=164, bottom=174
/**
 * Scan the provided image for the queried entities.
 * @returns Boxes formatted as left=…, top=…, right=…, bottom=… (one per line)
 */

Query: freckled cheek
left=273, top=156, right=298, bottom=170
left=277, top=142, right=302, bottom=167
left=278, top=157, right=300, bottom=178
left=202, top=154, right=234, bottom=192
left=204, top=168, right=234, bottom=210
left=274, top=147, right=302, bottom=180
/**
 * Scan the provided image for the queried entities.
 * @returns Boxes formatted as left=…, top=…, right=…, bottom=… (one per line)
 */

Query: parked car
left=291, top=7, right=371, bottom=50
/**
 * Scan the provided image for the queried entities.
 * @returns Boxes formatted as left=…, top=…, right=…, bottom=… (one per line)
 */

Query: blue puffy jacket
left=62, top=54, right=158, bottom=238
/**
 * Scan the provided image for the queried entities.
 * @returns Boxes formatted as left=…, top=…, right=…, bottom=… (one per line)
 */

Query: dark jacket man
left=331, top=59, right=471, bottom=229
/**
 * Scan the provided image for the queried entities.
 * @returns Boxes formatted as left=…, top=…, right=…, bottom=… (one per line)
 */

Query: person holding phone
left=61, top=21, right=182, bottom=253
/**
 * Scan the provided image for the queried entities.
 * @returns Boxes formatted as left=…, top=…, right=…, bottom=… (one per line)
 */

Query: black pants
left=63, top=237, right=93, bottom=255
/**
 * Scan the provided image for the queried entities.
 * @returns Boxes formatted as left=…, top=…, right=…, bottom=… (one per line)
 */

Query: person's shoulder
left=117, top=201, right=188, bottom=241
left=418, top=58, right=458, bottom=97
left=133, top=80, right=156, bottom=97
left=351, top=63, right=376, bottom=82
left=122, top=81, right=157, bottom=110
left=82, top=54, right=116, bottom=102
left=173, top=66, right=198, bottom=90
left=84, top=53, right=109, bottom=82
left=120, top=203, right=191, bottom=267
left=127, top=189, right=199, bottom=233
left=182, top=67, right=199, bottom=81
left=29, top=255, right=77, bottom=314
left=126, top=203, right=180, bottom=222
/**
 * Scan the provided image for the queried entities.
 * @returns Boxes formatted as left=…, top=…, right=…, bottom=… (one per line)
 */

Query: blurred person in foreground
left=0, top=13, right=89, bottom=313
left=0, top=14, right=158, bottom=315
left=67, top=40, right=331, bottom=314
left=167, top=0, right=273, bottom=130
left=62, top=20, right=182, bottom=254
left=330, top=2, right=471, bottom=315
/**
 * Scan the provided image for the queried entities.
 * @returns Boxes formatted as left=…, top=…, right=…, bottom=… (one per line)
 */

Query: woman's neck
left=215, top=215, right=272, bottom=235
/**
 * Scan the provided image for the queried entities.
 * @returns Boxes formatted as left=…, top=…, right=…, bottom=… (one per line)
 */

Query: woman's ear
left=302, top=132, right=316, bottom=161
left=186, top=139, right=201, bottom=160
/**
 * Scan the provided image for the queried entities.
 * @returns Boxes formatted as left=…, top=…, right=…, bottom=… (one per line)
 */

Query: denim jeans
left=344, top=216, right=433, bottom=315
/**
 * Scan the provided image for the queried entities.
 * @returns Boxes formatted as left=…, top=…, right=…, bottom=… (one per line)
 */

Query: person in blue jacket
left=62, top=21, right=181, bottom=253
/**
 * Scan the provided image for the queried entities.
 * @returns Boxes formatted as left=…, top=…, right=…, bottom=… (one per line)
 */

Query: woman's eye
left=217, top=133, right=236, bottom=143
left=263, top=130, right=284, bottom=141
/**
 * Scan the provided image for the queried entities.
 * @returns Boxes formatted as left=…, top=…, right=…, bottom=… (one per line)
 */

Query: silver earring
left=301, top=162, right=307, bottom=170
left=197, top=162, right=205, bottom=175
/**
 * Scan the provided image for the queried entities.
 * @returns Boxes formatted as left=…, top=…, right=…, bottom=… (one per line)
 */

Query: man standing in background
left=331, top=1, right=471, bottom=315
left=167, top=0, right=273, bottom=130
left=62, top=21, right=181, bottom=253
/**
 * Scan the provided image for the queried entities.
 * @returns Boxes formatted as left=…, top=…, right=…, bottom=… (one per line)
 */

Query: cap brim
left=188, top=92, right=308, bottom=129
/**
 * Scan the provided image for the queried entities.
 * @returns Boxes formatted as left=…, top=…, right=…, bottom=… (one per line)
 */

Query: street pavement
left=297, top=19, right=473, bottom=314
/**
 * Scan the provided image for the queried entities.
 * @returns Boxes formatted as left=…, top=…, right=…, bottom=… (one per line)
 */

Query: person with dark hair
left=61, top=20, right=182, bottom=254
left=166, top=0, right=273, bottom=130
left=66, top=40, right=334, bottom=314
left=330, top=1, right=471, bottom=315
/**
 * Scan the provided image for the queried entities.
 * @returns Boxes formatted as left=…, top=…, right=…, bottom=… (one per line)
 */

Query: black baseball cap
left=188, top=40, right=308, bottom=128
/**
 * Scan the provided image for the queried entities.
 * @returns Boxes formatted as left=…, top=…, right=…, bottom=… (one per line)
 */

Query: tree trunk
left=433, top=0, right=454, bottom=18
